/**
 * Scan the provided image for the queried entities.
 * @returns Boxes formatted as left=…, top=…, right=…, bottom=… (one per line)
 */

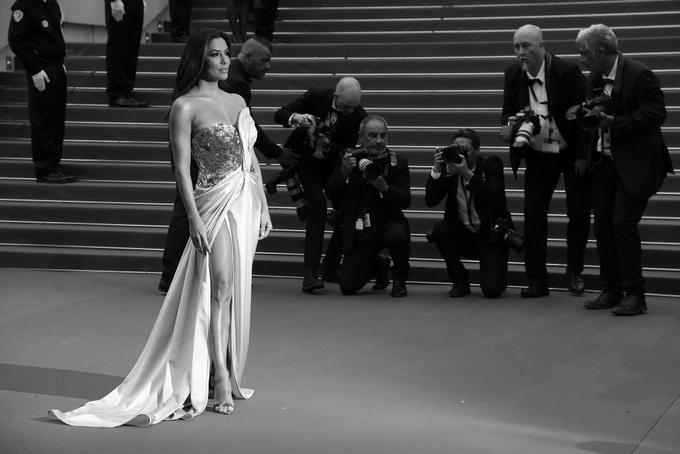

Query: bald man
left=274, top=78, right=368, bottom=292
left=501, top=24, right=590, bottom=298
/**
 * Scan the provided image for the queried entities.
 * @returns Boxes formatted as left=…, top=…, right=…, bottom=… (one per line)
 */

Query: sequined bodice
left=191, top=123, right=244, bottom=190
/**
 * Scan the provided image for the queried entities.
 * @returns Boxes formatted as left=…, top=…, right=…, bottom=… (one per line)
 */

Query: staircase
left=1, top=0, right=679, bottom=296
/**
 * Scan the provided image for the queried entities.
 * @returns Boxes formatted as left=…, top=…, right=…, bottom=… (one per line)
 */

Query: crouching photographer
left=274, top=77, right=367, bottom=293
left=425, top=129, right=516, bottom=298
left=325, top=115, right=411, bottom=297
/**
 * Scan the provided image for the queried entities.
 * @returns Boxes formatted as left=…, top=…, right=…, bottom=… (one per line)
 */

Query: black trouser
left=591, top=156, right=648, bottom=296
left=105, top=0, right=144, bottom=100
left=431, top=220, right=508, bottom=298
left=169, top=0, right=193, bottom=38
left=297, top=161, right=338, bottom=270
left=339, top=220, right=410, bottom=295
left=523, top=151, right=591, bottom=286
left=26, top=63, right=66, bottom=178
left=161, top=161, right=198, bottom=278
left=254, top=0, right=278, bottom=40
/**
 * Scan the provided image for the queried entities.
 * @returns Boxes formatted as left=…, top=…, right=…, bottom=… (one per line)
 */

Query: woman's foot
left=212, top=374, right=235, bottom=415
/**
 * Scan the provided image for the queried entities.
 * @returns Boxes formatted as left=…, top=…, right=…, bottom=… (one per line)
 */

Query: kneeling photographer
left=273, top=77, right=367, bottom=293
left=425, top=129, right=517, bottom=298
left=325, top=115, right=411, bottom=297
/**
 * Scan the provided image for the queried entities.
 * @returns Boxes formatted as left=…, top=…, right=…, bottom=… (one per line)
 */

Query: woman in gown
left=48, top=29, right=272, bottom=427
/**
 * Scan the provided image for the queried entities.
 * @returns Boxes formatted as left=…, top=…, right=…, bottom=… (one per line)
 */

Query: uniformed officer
left=8, top=0, right=75, bottom=183
left=106, top=0, right=148, bottom=107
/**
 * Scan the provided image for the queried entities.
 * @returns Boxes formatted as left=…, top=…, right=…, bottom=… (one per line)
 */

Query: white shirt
left=527, top=62, right=567, bottom=152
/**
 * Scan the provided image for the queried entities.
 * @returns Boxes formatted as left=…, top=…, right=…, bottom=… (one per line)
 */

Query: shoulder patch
left=13, top=10, right=24, bottom=22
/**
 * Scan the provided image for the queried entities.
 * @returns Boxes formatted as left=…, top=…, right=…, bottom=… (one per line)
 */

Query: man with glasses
left=274, top=77, right=367, bottom=292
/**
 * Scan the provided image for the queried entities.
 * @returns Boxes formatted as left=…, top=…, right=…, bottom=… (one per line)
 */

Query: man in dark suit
left=326, top=115, right=411, bottom=297
left=501, top=24, right=591, bottom=298
left=274, top=77, right=367, bottom=292
left=576, top=24, right=673, bottom=315
left=425, top=129, right=512, bottom=298
left=105, top=0, right=147, bottom=107
left=158, top=37, right=298, bottom=292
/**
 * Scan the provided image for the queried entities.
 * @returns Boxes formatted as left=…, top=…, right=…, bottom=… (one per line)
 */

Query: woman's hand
left=189, top=216, right=211, bottom=254
left=259, top=208, right=272, bottom=239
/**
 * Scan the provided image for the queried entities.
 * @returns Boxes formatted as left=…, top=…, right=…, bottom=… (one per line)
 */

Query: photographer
left=426, top=129, right=513, bottom=298
left=274, top=78, right=367, bottom=293
left=325, top=115, right=411, bottom=297
left=501, top=24, right=591, bottom=298
left=576, top=24, right=673, bottom=315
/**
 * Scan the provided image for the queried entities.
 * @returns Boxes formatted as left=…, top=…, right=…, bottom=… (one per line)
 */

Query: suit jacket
left=425, top=155, right=511, bottom=238
left=586, top=54, right=673, bottom=199
left=325, top=150, right=411, bottom=252
left=502, top=53, right=587, bottom=160
left=219, top=59, right=282, bottom=160
left=274, top=88, right=367, bottom=167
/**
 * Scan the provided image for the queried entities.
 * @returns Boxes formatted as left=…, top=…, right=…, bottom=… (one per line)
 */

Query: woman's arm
left=169, top=97, right=211, bottom=254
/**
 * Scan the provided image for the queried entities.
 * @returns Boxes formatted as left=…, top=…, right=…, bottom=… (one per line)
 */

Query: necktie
left=602, top=78, right=615, bottom=84
left=528, top=78, right=543, bottom=86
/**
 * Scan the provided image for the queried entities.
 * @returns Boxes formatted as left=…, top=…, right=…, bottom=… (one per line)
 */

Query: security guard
left=8, top=0, right=75, bottom=183
left=105, top=0, right=147, bottom=107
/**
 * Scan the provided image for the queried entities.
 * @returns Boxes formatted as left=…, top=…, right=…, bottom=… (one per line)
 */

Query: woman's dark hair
left=169, top=29, right=232, bottom=106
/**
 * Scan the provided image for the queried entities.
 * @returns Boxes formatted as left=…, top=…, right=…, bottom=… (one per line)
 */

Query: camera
left=351, top=148, right=383, bottom=180
left=265, top=167, right=309, bottom=222
left=511, top=108, right=541, bottom=147
left=567, top=92, right=613, bottom=129
left=492, top=218, right=525, bottom=252
left=440, top=144, right=466, bottom=165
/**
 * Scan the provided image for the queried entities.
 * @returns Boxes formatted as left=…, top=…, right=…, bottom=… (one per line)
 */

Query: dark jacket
left=325, top=150, right=411, bottom=251
left=219, top=59, right=282, bottom=160
left=586, top=54, right=673, bottom=199
left=425, top=155, right=511, bottom=238
left=274, top=88, right=367, bottom=166
left=501, top=53, right=587, bottom=161
left=8, top=0, right=66, bottom=75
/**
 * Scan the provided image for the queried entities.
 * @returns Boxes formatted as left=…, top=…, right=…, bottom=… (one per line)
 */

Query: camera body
left=571, top=92, right=613, bottom=129
left=492, top=218, right=525, bottom=252
left=511, top=108, right=541, bottom=147
left=440, top=144, right=466, bottom=165
left=350, top=148, right=383, bottom=180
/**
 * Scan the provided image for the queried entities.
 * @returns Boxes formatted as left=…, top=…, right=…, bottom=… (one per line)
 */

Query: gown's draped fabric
left=48, top=109, right=261, bottom=427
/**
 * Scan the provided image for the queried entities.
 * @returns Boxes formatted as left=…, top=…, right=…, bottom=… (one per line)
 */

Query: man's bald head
left=334, top=77, right=362, bottom=113
left=238, top=37, right=272, bottom=80
left=513, top=24, right=545, bottom=75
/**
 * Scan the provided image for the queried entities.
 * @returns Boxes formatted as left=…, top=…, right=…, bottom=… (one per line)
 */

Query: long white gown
left=48, top=108, right=262, bottom=427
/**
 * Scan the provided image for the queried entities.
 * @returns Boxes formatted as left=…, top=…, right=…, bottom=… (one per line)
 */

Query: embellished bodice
left=191, top=123, right=244, bottom=190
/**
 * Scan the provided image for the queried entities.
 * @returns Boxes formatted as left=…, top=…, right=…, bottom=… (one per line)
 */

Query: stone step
left=1, top=179, right=678, bottom=218
left=4, top=72, right=680, bottom=94
left=2, top=243, right=678, bottom=296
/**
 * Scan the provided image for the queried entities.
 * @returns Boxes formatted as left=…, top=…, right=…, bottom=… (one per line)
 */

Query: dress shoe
left=36, top=170, right=76, bottom=184
left=449, top=283, right=471, bottom=298
left=109, top=96, right=148, bottom=108
left=611, top=293, right=647, bottom=316
left=302, top=267, right=324, bottom=293
left=584, top=290, right=623, bottom=310
left=372, top=255, right=391, bottom=290
left=391, top=279, right=408, bottom=297
left=158, top=272, right=173, bottom=294
left=566, top=270, right=585, bottom=295
left=520, top=282, right=550, bottom=298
